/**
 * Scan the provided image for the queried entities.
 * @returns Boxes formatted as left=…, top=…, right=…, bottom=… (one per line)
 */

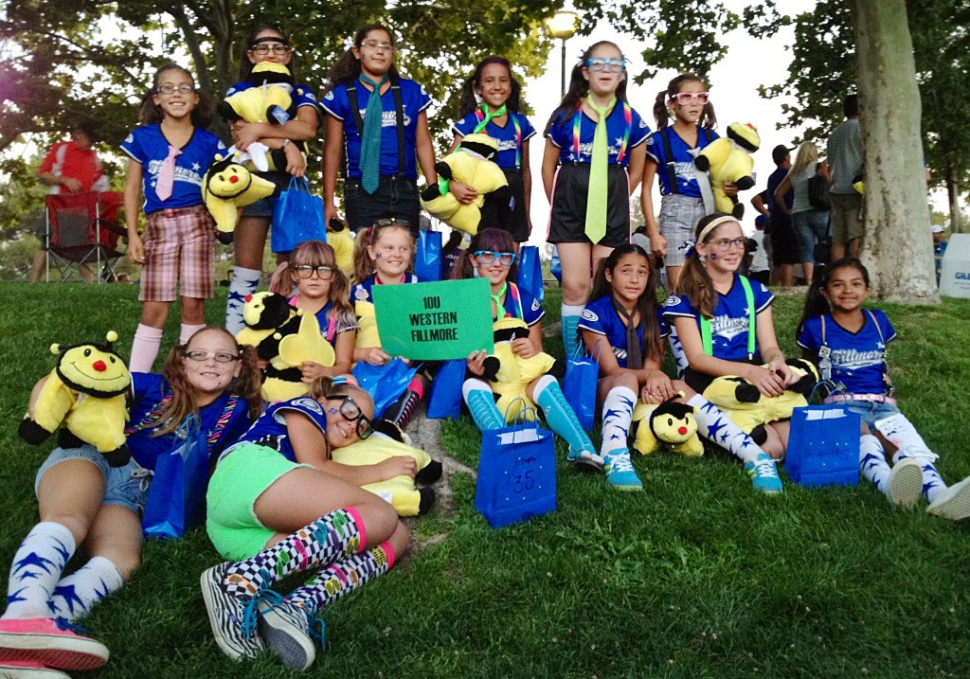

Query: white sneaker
left=886, top=458, right=923, bottom=509
left=927, top=474, right=970, bottom=521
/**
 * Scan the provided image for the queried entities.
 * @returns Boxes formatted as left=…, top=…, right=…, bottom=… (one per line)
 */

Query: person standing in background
left=826, top=94, right=863, bottom=261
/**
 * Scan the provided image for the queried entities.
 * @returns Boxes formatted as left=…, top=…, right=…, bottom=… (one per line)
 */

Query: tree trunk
left=947, top=168, right=963, bottom=233
left=850, top=0, right=939, bottom=304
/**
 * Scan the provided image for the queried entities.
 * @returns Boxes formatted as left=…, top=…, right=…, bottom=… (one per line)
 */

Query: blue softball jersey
left=352, top=273, right=420, bottom=303
left=545, top=103, right=650, bottom=166
left=797, top=311, right=897, bottom=395
left=578, top=295, right=669, bottom=369
left=230, top=396, right=329, bottom=463
left=645, top=125, right=719, bottom=197
left=452, top=111, right=536, bottom=169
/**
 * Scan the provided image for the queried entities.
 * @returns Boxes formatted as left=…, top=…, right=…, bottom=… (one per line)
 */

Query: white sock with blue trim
left=49, top=556, right=124, bottom=623
left=3, top=522, right=75, bottom=620
left=688, top=394, right=761, bottom=464
left=601, top=386, right=636, bottom=457
left=226, top=266, right=262, bottom=336
left=859, top=434, right=892, bottom=495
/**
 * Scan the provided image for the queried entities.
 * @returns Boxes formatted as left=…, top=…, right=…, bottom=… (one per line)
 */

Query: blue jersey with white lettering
left=663, top=274, right=773, bottom=361
left=352, top=273, right=420, bottom=303
left=645, top=125, right=719, bottom=197
left=120, top=125, right=225, bottom=214
left=797, top=311, right=896, bottom=395
left=452, top=111, right=536, bottom=170
left=578, top=295, right=669, bottom=369
left=320, top=78, right=432, bottom=180
left=230, top=396, right=328, bottom=463
left=495, top=283, right=544, bottom=326
left=545, top=103, right=650, bottom=166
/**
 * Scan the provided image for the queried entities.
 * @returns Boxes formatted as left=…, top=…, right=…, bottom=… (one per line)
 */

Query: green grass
left=2, top=282, right=970, bottom=678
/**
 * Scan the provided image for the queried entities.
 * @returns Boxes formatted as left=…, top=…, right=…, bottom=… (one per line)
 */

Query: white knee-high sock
left=877, top=413, right=947, bottom=503
left=49, top=556, right=125, bottom=623
left=179, top=323, right=206, bottom=346
left=129, top=324, right=164, bottom=374
left=3, top=522, right=75, bottom=620
left=688, top=394, right=761, bottom=464
left=601, top=386, right=636, bottom=457
left=226, top=266, right=262, bottom=335
left=859, top=434, right=892, bottom=496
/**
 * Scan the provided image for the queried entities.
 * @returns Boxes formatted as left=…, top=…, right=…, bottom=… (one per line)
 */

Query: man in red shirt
left=32, top=121, right=109, bottom=281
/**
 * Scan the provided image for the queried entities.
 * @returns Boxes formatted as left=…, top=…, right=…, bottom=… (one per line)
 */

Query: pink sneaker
left=0, top=618, right=108, bottom=671
left=0, top=659, right=70, bottom=678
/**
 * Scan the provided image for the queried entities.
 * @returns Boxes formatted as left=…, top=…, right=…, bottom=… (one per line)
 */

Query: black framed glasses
left=293, top=264, right=336, bottom=279
left=326, top=395, right=373, bottom=439
left=250, top=43, right=290, bottom=56
left=474, top=250, right=516, bottom=266
left=710, top=237, right=746, bottom=252
left=156, top=84, right=195, bottom=95
left=183, top=350, right=240, bottom=363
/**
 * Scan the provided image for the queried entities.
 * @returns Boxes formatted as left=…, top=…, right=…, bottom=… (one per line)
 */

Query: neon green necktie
left=584, top=95, right=615, bottom=244
left=473, top=104, right=507, bottom=134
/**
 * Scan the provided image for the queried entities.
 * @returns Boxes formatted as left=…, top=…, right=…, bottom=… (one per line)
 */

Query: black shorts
left=768, top=216, right=800, bottom=265
left=548, top=163, right=631, bottom=248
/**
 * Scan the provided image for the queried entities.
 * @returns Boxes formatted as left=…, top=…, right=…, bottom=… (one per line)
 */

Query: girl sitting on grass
left=797, top=258, right=970, bottom=518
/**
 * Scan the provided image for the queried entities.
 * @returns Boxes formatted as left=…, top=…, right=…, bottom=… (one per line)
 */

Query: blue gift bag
left=426, top=358, right=465, bottom=420
left=142, top=416, right=210, bottom=539
left=786, top=405, right=860, bottom=488
left=550, top=246, right=562, bottom=283
left=563, top=340, right=602, bottom=432
left=352, top=358, right=418, bottom=419
left=474, top=409, right=557, bottom=528
left=516, top=245, right=544, bottom=303
left=271, top=177, right=327, bottom=253
left=414, top=229, right=442, bottom=282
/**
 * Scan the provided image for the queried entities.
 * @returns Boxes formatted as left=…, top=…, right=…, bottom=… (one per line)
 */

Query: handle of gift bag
left=287, top=176, right=312, bottom=194
left=572, top=335, right=604, bottom=362
left=503, top=397, right=539, bottom=430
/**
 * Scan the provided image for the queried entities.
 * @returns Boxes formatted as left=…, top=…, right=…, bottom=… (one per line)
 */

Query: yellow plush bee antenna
left=50, top=343, right=61, bottom=355
left=106, top=331, right=119, bottom=343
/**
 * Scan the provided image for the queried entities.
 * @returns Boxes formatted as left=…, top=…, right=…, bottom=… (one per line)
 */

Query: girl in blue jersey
left=457, top=229, right=603, bottom=473
left=0, top=327, right=260, bottom=674
left=123, top=63, right=224, bottom=373
left=321, top=24, right=438, bottom=235
left=225, top=24, right=320, bottom=336
left=797, top=259, right=970, bottom=519
left=351, top=219, right=428, bottom=429
left=268, top=240, right=357, bottom=382
left=580, top=243, right=782, bottom=492
left=542, top=41, right=650, bottom=354
left=664, top=213, right=800, bottom=493
left=451, top=57, right=536, bottom=246
left=642, top=73, right=723, bottom=289
left=202, top=376, right=412, bottom=670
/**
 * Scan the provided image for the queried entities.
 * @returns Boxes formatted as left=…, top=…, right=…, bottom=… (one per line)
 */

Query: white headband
left=697, top=215, right=739, bottom=243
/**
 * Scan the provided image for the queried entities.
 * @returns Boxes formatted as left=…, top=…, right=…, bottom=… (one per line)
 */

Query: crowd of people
left=4, top=23, right=960, bottom=679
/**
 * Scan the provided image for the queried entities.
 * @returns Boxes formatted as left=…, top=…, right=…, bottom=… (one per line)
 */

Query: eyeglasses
left=672, top=91, right=710, bottom=105
left=183, top=350, right=240, bottom=363
left=360, top=40, right=394, bottom=52
left=474, top=250, right=516, bottom=266
left=250, top=43, right=290, bottom=56
left=326, top=395, right=373, bottom=439
left=710, top=237, right=746, bottom=251
left=156, top=84, right=195, bottom=95
left=293, top=264, right=336, bottom=279
left=585, top=58, right=626, bottom=73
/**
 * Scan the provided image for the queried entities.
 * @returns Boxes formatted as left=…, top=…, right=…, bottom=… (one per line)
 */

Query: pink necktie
left=156, top=145, right=182, bottom=201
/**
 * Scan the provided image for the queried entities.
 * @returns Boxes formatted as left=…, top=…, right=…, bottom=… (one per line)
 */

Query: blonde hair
left=352, top=219, right=414, bottom=283
left=787, top=141, right=820, bottom=181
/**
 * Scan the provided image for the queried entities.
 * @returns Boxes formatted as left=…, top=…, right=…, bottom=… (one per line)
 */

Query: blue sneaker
left=603, top=450, right=643, bottom=491
left=744, top=453, right=783, bottom=494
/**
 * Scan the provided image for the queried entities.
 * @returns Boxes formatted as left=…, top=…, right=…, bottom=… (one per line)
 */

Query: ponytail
left=672, top=212, right=738, bottom=319
left=795, top=258, right=870, bottom=339
left=656, top=73, right=717, bottom=131
left=457, top=57, right=522, bottom=118
left=544, top=41, right=628, bottom=136
left=324, top=24, right=401, bottom=94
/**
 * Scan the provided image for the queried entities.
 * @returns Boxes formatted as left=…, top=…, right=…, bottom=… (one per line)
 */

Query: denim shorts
left=35, top=445, right=149, bottom=515
left=826, top=398, right=900, bottom=430
left=241, top=171, right=290, bottom=218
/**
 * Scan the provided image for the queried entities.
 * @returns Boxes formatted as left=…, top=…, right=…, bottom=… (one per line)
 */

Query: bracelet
left=281, top=139, right=291, bottom=150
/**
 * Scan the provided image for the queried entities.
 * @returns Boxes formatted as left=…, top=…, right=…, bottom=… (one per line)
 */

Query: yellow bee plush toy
left=202, top=154, right=276, bottom=243
left=632, top=396, right=704, bottom=457
left=19, top=331, right=132, bottom=467
left=693, top=122, right=761, bottom=218
left=420, top=134, right=511, bottom=236
left=482, top=317, right=560, bottom=423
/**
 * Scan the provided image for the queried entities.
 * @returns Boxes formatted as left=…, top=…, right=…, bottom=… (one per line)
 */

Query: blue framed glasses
left=585, top=58, right=625, bottom=73
left=474, top=250, right=516, bottom=266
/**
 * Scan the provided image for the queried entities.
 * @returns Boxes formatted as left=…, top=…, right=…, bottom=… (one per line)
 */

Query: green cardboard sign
left=372, top=278, right=495, bottom=360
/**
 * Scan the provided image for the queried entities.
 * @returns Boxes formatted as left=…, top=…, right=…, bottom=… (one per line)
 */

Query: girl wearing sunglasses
left=268, top=240, right=358, bottom=383
left=224, top=24, right=320, bottom=335
left=454, top=229, right=602, bottom=470
left=203, top=375, right=413, bottom=670
left=542, top=41, right=650, bottom=355
left=642, top=73, right=723, bottom=288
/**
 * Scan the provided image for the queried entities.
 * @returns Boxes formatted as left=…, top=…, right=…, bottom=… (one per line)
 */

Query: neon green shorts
left=205, top=443, right=312, bottom=560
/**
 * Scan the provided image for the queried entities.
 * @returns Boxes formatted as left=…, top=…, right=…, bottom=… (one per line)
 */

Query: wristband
left=281, top=139, right=291, bottom=150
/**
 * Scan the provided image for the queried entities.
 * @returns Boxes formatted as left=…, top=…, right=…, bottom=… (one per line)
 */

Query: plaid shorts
left=141, top=204, right=215, bottom=302
left=659, top=194, right=707, bottom=267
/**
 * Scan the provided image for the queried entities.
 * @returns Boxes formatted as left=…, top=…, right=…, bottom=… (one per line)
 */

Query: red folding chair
left=44, top=191, right=125, bottom=283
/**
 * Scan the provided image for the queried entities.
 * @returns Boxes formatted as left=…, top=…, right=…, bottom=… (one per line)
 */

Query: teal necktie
left=359, top=74, right=389, bottom=195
